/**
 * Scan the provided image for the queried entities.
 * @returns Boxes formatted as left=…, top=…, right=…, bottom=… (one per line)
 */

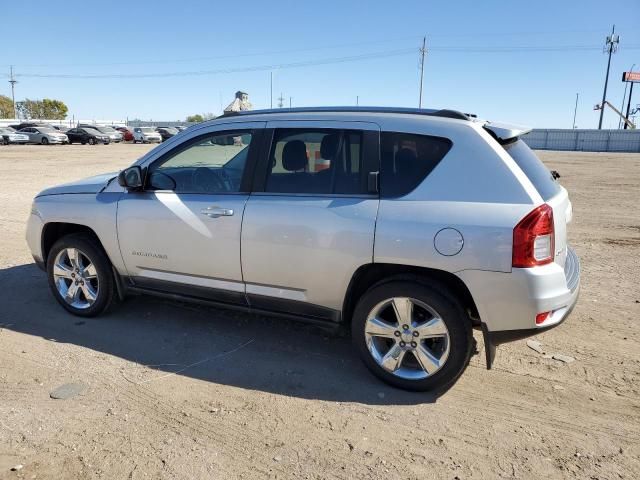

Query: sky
left=2, top=0, right=639, bottom=128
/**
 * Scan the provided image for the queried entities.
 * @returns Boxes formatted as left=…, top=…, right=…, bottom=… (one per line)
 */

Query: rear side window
left=504, top=139, right=560, bottom=200
left=380, top=132, right=452, bottom=197
left=265, top=129, right=366, bottom=195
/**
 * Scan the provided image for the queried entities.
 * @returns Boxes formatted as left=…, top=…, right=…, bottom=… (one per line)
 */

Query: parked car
left=26, top=106, right=580, bottom=392
left=66, top=127, right=111, bottom=145
left=77, top=125, right=122, bottom=143
left=0, top=127, right=29, bottom=145
left=156, top=126, right=179, bottom=142
left=115, top=127, right=134, bottom=142
left=132, top=127, right=162, bottom=143
left=174, top=125, right=187, bottom=132
left=19, top=126, right=68, bottom=145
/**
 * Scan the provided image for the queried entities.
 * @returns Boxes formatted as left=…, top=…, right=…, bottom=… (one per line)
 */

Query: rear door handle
left=200, top=206, right=234, bottom=218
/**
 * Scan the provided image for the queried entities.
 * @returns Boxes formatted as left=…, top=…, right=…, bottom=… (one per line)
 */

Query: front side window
left=380, top=131, right=452, bottom=197
left=265, top=129, right=365, bottom=194
left=148, top=131, right=252, bottom=193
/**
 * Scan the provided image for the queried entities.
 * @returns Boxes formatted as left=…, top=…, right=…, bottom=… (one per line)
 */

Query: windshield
left=84, top=128, right=102, bottom=135
left=504, top=139, right=561, bottom=200
left=38, top=127, right=57, bottom=133
left=141, top=127, right=156, bottom=133
left=162, top=127, right=178, bottom=134
left=98, top=126, right=116, bottom=133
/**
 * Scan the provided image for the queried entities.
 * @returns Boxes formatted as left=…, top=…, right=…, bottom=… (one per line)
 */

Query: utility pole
left=277, top=93, right=284, bottom=108
left=9, top=66, right=18, bottom=119
left=270, top=72, right=273, bottom=109
left=598, top=25, right=619, bottom=129
left=572, top=93, right=579, bottom=129
left=418, top=36, right=427, bottom=108
left=356, top=95, right=359, bottom=106
left=289, top=97, right=292, bottom=108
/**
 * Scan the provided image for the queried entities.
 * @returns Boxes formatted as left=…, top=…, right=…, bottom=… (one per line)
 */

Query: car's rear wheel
left=352, top=280, right=473, bottom=392
left=41, top=137, right=49, bottom=145
left=47, top=234, right=116, bottom=317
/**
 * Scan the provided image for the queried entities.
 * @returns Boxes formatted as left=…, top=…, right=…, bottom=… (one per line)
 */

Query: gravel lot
left=0, top=144, right=639, bottom=479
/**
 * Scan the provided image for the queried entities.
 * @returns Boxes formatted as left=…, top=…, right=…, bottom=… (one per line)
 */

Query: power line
left=9, top=43, right=639, bottom=81
left=0, top=29, right=613, bottom=69
left=12, top=48, right=416, bottom=79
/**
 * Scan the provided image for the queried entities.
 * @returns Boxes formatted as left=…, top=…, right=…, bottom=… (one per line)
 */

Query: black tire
left=88, top=137, right=96, bottom=145
left=41, top=137, right=49, bottom=145
left=2, top=137, right=8, bottom=146
left=351, top=279, right=473, bottom=392
left=46, top=233, right=116, bottom=317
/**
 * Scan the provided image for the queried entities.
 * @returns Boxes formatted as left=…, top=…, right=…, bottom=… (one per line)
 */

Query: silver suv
left=26, top=107, right=580, bottom=391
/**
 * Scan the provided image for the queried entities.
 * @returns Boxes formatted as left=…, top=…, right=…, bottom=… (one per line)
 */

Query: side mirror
left=118, top=166, right=143, bottom=190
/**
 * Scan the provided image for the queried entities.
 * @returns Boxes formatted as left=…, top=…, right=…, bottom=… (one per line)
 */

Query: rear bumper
left=458, top=246, right=581, bottom=368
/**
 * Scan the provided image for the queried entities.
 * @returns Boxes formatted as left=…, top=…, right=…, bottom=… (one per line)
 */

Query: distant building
left=224, top=91, right=252, bottom=113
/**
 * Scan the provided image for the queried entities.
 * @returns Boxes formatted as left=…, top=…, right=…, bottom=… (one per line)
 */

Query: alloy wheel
left=364, top=297, right=450, bottom=380
left=52, top=247, right=99, bottom=309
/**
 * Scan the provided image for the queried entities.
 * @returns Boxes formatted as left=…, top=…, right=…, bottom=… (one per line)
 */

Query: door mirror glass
left=118, top=166, right=143, bottom=189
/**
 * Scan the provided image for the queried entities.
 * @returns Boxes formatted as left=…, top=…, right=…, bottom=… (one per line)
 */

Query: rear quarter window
left=504, top=139, right=560, bottom=200
left=380, top=132, right=452, bottom=197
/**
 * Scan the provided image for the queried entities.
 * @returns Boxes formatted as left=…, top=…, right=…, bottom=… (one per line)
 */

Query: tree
left=186, top=113, right=216, bottom=123
left=0, top=95, right=14, bottom=118
left=186, top=114, right=204, bottom=123
left=41, top=99, right=68, bottom=119
left=16, top=98, right=68, bottom=119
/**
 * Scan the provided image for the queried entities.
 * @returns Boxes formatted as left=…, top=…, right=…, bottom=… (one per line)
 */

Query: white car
left=26, top=106, right=580, bottom=392
left=19, top=126, right=68, bottom=145
left=132, top=127, right=162, bottom=144
left=0, top=127, right=29, bottom=145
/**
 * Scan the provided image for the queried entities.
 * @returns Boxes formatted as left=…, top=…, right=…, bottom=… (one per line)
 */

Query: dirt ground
left=0, top=144, right=638, bottom=480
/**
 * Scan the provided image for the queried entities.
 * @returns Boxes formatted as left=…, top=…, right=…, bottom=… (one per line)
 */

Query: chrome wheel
left=52, top=248, right=99, bottom=310
left=364, top=297, right=450, bottom=380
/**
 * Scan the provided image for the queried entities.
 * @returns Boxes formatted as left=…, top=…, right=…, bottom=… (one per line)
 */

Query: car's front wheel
left=41, top=137, right=49, bottom=145
left=88, top=137, right=96, bottom=145
left=47, top=234, right=116, bottom=317
left=352, top=279, right=473, bottom=392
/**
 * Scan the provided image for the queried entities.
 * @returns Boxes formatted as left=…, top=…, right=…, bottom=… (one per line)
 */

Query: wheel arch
left=342, top=263, right=480, bottom=326
left=41, top=222, right=105, bottom=264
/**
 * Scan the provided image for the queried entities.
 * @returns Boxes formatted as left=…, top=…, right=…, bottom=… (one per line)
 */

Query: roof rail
left=221, top=106, right=471, bottom=121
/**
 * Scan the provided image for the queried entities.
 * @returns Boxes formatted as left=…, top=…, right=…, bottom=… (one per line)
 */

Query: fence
left=523, top=129, right=640, bottom=153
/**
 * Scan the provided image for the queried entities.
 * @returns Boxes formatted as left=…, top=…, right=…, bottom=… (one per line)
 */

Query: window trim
left=251, top=127, right=379, bottom=198
left=141, top=128, right=263, bottom=195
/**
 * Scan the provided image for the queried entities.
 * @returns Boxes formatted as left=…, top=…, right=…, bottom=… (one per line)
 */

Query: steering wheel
left=191, top=167, right=227, bottom=193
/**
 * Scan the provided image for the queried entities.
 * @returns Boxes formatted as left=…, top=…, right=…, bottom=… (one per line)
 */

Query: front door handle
left=200, top=206, right=234, bottom=218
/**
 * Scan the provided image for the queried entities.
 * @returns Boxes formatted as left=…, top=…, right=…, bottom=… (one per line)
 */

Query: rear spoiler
left=482, top=121, right=532, bottom=144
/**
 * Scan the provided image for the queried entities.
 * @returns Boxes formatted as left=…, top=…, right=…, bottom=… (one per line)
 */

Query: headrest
left=320, top=133, right=340, bottom=160
left=282, top=140, right=308, bottom=171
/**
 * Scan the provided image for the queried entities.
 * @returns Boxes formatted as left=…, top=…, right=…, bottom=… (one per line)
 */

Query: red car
left=115, top=127, right=134, bottom=142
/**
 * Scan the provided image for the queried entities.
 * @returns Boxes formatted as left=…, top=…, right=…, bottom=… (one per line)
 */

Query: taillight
left=535, top=311, right=551, bottom=325
left=512, top=204, right=554, bottom=267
